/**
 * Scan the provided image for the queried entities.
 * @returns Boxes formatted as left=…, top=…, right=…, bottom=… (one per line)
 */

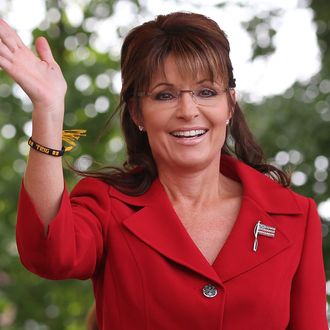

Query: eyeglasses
left=137, top=87, right=229, bottom=109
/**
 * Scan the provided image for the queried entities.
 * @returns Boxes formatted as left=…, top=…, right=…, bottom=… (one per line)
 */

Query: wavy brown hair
left=77, top=12, right=290, bottom=194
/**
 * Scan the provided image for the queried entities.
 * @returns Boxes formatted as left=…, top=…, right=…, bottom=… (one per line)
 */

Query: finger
left=0, top=54, right=12, bottom=71
left=0, top=40, right=13, bottom=71
left=0, top=19, right=24, bottom=52
left=35, top=36, right=55, bottom=64
left=0, top=40, right=13, bottom=60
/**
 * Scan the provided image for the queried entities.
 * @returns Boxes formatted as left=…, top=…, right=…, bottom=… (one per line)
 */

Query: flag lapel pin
left=253, top=220, right=276, bottom=252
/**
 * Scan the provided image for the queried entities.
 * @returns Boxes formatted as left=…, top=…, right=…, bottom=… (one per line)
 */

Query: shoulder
left=69, top=177, right=152, bottom=208
left=288, top=188, right=317, bottom=216
left=222, top=155, right=313, bottom=216
left=70, top=177, right=111, bottom=206
left=71, top=177, right=110, bottom=194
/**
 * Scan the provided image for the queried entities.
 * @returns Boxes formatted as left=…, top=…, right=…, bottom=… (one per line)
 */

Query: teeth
left=171, top=129, right=206, bottom=137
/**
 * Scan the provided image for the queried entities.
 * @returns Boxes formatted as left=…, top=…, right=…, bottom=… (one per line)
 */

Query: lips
left=170, top=129, right=208, bottom=138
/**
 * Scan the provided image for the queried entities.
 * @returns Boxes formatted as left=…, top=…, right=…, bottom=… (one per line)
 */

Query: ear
left=229, top=88, right=236, bottom=105
left=128, top=98, right=144, bottom=127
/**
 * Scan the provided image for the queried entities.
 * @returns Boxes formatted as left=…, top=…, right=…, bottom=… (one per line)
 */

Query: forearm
left=24, top=107, right=65, bottom=226
left=0, top=19, right=68, bottom=226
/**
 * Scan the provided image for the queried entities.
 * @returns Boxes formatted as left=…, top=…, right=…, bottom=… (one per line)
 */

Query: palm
left=0, top=19, right=67, bottom=112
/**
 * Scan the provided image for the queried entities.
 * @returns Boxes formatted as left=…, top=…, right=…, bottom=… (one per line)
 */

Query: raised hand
left=0, top=19, right=67, bottom=223
left=0, top=19, right=67, bottom=113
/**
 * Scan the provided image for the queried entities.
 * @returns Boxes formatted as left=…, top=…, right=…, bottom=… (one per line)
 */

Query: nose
left=175, top=91, right=199, bottom=120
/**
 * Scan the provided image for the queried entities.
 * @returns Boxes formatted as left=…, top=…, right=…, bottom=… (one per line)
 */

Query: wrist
left=32, top=99, right=65, bottom=116
left=31, top=111, right=64, bottom=149
left=32, top=107, right=64, bottom=126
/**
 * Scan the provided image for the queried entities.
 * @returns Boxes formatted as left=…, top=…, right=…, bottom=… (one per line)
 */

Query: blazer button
left=202, top=284, right=218, bottom=298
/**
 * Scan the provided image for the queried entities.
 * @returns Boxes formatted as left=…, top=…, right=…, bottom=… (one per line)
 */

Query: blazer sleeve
left=288, top=198, right=328, bottom=329
left=16, top=177, right=110, bottom=280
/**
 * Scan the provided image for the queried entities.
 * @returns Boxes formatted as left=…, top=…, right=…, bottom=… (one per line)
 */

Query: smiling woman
left=134, top=55, right=233, bottom=175
left=0, top=10, right=327, bottom=330
left=77, top=12, right=289, bottom=194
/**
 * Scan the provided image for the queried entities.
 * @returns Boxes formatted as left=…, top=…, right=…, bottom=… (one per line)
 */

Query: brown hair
left=78, top=12, right=290, bottom=194
left=85, top=304, right=98, bottom=330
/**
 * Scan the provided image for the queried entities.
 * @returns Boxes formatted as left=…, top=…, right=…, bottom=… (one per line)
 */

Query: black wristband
left=28, top=137, right=65, bottom=157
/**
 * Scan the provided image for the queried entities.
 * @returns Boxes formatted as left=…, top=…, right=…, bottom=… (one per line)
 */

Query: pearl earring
left=138, top=125, right=144, bottom=131
left=225, top=119, right=230, bottom=125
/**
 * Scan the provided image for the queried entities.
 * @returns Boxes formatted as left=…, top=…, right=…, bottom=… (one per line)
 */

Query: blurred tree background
left=0, top=0, right=329, bottom=328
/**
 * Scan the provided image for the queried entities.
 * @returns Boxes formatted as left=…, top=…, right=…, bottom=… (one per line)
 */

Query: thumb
left=35, top=36, right=55, bottom=63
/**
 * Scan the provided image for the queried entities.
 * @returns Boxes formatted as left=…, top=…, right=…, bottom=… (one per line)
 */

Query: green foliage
left=0, top=0, right=329, bottom=328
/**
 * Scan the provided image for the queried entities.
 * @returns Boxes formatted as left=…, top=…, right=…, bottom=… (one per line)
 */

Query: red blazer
left=16, top=155, right=328, bottom=330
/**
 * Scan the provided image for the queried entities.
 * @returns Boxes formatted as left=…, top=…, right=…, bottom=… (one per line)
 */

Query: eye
left=197, top=88, right=217, bottom=98
left=153, top=91, right=176, bottom=101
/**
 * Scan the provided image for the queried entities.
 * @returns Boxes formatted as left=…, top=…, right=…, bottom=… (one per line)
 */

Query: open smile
left=169, top=129, right=208, bottom=138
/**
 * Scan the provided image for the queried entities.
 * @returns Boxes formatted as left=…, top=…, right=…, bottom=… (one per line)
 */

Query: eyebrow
left=149, top=79, right=216, bottom=92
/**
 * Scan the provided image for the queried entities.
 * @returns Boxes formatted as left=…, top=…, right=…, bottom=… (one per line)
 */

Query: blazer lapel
left=213, top=196, right=291, bottom=282
left=213, top=155, right=303, bottom=282
left=110, top=180, right=222, bottom=286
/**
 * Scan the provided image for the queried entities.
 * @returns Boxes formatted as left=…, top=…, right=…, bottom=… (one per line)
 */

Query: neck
left=158, top=157, right=226, bottom=208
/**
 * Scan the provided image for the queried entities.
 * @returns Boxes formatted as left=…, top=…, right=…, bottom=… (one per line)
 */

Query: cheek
left=141, top=107, right=172, bottom=131
left=203, top=106, right=230, bottom=125
left=141, top=111, right=169, bottom=148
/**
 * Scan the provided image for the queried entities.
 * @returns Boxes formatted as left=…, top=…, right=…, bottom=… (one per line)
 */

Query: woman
left=0, top=12, right=327, bottom=329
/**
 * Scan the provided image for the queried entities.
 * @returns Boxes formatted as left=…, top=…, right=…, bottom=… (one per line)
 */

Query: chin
left=153, top=145, right=222, bottom=172
left=170, top=153, right=218, bottom=171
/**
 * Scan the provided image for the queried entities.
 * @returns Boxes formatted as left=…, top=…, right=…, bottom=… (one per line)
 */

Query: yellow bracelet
left=62, top=129, right=87, bottom=152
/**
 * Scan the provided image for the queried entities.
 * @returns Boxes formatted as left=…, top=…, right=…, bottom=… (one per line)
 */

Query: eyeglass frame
left=137, top=87, right=231, bottom=107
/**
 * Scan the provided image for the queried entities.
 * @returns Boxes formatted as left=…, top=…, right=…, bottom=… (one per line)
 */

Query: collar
left=109, top=154, right=302, bottom=216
